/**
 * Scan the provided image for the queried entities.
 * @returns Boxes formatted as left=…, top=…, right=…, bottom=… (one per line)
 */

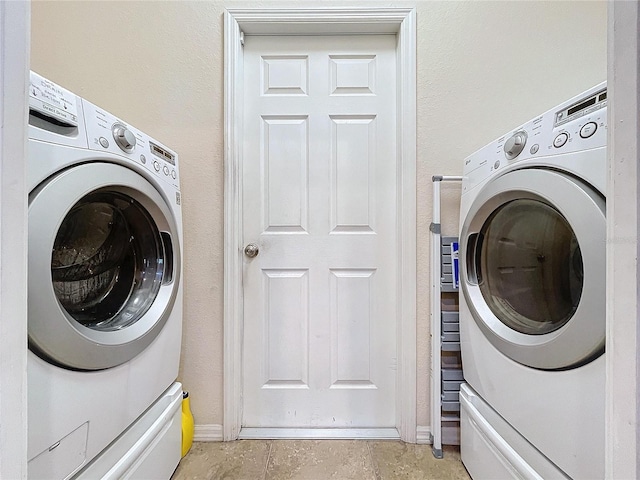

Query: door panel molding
left=223, top=7, right=417, bottom=442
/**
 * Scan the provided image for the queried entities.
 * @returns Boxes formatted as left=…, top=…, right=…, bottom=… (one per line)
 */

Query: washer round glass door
left=29, top=162, right=180, bottom=370
left=460, top=168, right=605, bottom=370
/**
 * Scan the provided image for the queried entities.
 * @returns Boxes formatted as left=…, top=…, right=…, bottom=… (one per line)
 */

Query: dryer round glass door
left=460, top=168, right=605, bottom=370
left=29, top=162, right=181, bottom=370
left=476, top=198, right=583, bottom=335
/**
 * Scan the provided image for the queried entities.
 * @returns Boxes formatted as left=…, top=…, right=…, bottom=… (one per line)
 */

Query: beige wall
left=31, top=0, right=606, bottom=431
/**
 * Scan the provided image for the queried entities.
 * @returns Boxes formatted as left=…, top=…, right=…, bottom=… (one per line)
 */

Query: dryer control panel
left=83, top=100, right=180, bottom=191
left=462, top=82, right=607, bottom=198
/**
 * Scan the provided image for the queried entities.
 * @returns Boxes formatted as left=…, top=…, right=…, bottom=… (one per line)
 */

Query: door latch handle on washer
left=244, top=243, right=259, bottom=258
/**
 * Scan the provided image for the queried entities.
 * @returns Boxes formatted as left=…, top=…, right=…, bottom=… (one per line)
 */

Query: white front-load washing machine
left=27, top=72, right=184, bottom=479
left=458, top=83, right=607, bottom=479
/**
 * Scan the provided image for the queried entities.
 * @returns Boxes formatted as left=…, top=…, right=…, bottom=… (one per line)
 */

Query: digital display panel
left=567, top=97, right=596, bottom=116
left=150, top=142, right=175, bottom=165
left=554, top=88, right=606, bottom=128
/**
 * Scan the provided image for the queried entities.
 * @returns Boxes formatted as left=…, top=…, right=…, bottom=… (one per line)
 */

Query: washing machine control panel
left=82, top=99, right=180, bottom=190
left=462, top=82, right=607, bottom=196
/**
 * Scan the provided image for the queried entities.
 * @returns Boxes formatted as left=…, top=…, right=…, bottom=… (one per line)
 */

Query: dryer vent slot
left=161, top=232, right=174, bottom=285
left=29, top=109, right=78, bottom=135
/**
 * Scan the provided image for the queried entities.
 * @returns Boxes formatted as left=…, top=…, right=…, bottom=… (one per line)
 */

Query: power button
left=580, top=122, right=598, bottom=139
left=553, top=133, right=569, bottom=148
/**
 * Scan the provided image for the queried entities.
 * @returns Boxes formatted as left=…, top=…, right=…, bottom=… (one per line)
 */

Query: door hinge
left=240, top=31, right=245, bottom=47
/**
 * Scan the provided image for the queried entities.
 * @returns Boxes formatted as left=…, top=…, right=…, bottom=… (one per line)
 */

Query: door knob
left=244, top=243, right=259, bottom=258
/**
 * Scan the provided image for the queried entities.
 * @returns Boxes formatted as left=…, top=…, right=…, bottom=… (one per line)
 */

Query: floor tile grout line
left=262, top=439, right=273, bottom=480
left=366, top=440, right=382, bottom=480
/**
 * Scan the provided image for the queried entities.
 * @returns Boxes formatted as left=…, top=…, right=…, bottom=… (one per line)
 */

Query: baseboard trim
left=195, top=425, right=428, bottom=443
left=238, top=428, right=400, bottom=440
left=416, top=426, right=432, bottom=445
left=194, top=424, right=224, bottom=442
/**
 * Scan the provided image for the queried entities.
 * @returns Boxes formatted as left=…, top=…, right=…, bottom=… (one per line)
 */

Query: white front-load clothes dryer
left=458, top=83, right=607, bottom=480
left=27, top=72, right=184, bottom=479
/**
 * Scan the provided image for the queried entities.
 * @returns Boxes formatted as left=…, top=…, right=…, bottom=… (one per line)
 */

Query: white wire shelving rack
left=429, top=175, right=463, bottom=459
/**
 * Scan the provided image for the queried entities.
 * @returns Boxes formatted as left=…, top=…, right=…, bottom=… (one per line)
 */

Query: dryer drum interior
left=472, top=198, right=584, bottom=336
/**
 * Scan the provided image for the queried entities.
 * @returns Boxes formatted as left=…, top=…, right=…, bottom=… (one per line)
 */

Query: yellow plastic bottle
left=181, top=391, right=194, bottom=457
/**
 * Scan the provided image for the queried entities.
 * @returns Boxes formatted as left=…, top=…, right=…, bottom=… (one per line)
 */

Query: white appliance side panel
left=121, top=405, right=181, bottom=480
left=460, top=384, right=569, bottom=480
left=28, top=304, right=182, bottom=467
left=28, top=422, right=89, bottom=480
left=459, top=299, right=605, bottom=480
left=74, top=383, right=182, bottom=480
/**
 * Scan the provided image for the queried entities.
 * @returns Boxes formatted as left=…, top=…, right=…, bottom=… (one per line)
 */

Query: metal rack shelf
left=429, top=176, right=463, bottom=459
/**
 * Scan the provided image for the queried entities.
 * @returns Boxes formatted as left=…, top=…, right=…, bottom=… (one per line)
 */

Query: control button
left=504, top=131, right=528, bottom=159
left=99, top=137, right=109, bottom=148
left=153, top=161, right=161, bottom=172
left=140, top=154, right=146, bottom=164
left=163, top=165, right=170, bottom=176
left=171, top=170, right=177, bottom=179
left=553, top=132, right=569, bottom=148
left=112, top=123, right=136, bottom=153
left=530, top=144, right=539, bottom=154
left=580, top=122, right=598, bottom=138
left=494, top=160, right=500, bottom=170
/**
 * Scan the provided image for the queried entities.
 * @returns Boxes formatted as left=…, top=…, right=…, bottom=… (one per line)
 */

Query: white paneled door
left=241, top=34, right=398, bottom=433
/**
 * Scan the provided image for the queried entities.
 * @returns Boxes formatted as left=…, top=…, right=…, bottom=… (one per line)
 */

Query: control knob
left=504, top=131, right=528, bottom=160
left=112, top=123, right=136, bottom=153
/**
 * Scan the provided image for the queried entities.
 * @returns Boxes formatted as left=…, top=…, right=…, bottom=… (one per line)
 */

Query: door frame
left=606, top=1, right=640, bottom=476
left=0, top=0, right=29, bottom=477
left=223, top=7, right=417, bottom=442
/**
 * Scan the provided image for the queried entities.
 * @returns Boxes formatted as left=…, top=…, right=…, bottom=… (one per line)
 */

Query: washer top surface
left=462, top=82, right=607, bottom=207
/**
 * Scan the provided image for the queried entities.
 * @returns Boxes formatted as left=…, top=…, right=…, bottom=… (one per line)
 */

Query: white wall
left=30, top=0, right=607, bottom=431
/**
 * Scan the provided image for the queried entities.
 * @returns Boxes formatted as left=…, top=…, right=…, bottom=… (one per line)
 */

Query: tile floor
left=172, top=440, right=471, bottom=480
